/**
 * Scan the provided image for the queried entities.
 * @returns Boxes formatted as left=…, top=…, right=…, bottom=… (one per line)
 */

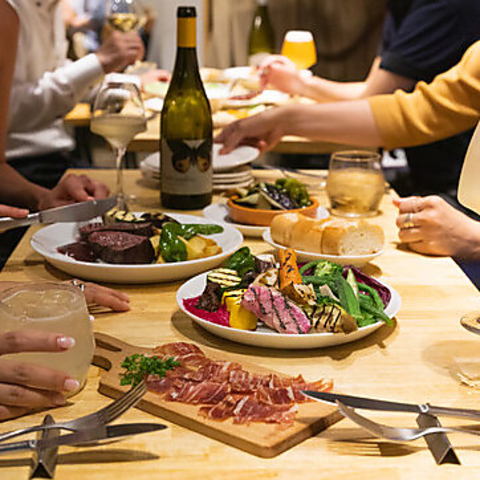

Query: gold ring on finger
left=402, top=212, right=415, bottom=229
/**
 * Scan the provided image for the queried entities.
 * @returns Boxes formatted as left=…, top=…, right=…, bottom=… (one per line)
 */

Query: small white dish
left=177, top=272, right=400, bottom=350
left=31, top=214, right=243, bottom=285
left=262, top=230, right=383, bottom=268
left=144, top=97, right=164, bottom=113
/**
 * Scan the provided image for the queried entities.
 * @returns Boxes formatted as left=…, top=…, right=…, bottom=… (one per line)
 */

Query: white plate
left=202, top=204, right=329, bottom=238
left=144, top=97, right=164, bottom=113
left=262, top=230, right=383, bottom=268
left=212, top=180, right=254, bottom=192
left=144, top=81, right=231, bottom=100
left=223, top=90, right=290, bottom=109
left=31, top=214, right=243, bottom=285
left=140, top=144, right=259, bottom=174
left=177, top=272, right=400, bottom=349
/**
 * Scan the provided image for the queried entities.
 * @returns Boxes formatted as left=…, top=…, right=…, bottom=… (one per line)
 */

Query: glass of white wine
left=104, top=0, right=146, bottom=38
left=0, top=283, right=94, bottom=397
left=91, top=74, right=147, bottom=210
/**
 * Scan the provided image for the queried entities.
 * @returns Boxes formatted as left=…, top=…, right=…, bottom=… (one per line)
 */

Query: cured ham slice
left=145, top=342, right=332, bottom=425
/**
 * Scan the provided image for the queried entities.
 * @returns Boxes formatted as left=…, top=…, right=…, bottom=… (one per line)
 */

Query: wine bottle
left=160, top=6, right=213, bottom=210
left=248, top=0, right=276, bottom=67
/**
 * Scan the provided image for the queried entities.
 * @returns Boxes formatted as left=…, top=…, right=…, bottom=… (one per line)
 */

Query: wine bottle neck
left=177, top=17, right=196, bottom=48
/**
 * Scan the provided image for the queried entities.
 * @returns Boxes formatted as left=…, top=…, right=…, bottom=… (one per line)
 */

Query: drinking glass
left=281, top=30, right=317, bottom=70
left=103, top=0, right=146, bottom=39
left=326, top=150, right=384, bottom=217
left=91, top=74, right=147, bottom=210
left=0, top=283, right=95, bottom=397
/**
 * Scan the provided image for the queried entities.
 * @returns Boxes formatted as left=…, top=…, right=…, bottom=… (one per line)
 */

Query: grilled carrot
left=279, top=248, right=303, bottom=292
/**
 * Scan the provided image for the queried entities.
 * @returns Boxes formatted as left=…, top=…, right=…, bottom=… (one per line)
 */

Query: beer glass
left=281, top=30, right=317, bottom=70
left=0, top=283, right=95, bottom=396
left=326, top=150, right=384, bottom=217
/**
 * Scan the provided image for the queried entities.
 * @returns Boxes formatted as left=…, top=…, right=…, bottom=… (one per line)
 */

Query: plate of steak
left=177, top=271, right=401, bottom=349
left=31, top=213, right=243, bottom=284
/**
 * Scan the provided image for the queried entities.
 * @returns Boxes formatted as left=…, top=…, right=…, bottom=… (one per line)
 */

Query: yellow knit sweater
left=369, top=41, right=480, bottom=150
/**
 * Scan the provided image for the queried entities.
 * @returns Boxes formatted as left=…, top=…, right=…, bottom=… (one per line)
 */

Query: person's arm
left=260, top=55, right=415, bottom=102
left=8, top=31, right=144, bottom=133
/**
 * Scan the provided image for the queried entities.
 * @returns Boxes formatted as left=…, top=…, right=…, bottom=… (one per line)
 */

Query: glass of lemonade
left=326, top=150, right=385, bottom=217
left=281, top=30, right=317, bottom=70
left=0, top=283, right=95, bottom=396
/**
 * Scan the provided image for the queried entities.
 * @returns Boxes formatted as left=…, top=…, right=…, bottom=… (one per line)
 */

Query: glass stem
left=115, top=146, right=127, bottom=208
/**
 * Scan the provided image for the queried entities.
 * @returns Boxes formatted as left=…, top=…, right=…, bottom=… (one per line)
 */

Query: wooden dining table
left=1, top=168, right=480, bottom=479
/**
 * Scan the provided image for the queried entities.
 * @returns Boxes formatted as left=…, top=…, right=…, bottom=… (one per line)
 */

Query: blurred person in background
left=5, top=0, right=144, bottom=190
left=259, top=0, right=480, bottom=205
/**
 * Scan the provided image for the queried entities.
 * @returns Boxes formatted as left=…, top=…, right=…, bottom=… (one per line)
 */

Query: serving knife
left=0, top=423, right=166, bottom=455
left=0, top=197, right=116, bottom=231
left=302, top=390, right=480, bottom=421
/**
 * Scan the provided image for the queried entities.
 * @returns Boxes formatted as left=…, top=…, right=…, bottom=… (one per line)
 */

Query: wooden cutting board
left=93, top=333, right=342, bottom=458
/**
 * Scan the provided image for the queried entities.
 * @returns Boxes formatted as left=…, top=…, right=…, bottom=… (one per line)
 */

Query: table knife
left=30, top=414, right=59, bottom=479
left=0, top=197, right=116, bottom=231
left=0, top=423, right=166, bottom=455
left=302, top=390, right=480, bottom=421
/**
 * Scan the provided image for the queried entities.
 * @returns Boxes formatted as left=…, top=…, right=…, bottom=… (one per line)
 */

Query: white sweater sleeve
left=8, top=54, right=104, bottom=132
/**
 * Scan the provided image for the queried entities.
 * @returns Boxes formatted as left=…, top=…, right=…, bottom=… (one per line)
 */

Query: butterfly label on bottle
left=161, top=138, right=213, bottom=195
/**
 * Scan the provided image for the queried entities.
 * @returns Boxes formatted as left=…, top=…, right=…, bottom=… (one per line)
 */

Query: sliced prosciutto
left=145, top=342, right=332, bottom=425
left=241, top=285, right=311, bottom=334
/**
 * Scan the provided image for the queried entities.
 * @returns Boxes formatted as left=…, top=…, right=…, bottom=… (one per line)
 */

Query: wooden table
left=65, top=103, right=359, bottom=155
left=1, top=169, right=480, bottom=479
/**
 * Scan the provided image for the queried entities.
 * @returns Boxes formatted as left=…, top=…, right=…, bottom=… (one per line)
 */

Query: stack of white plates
left=139, top=144, right=259, bottom=191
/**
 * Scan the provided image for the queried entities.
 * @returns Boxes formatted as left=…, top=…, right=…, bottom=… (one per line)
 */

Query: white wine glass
left=91, top=74, right=147, bottom=211
left=104, top=0, right=146, bottom=37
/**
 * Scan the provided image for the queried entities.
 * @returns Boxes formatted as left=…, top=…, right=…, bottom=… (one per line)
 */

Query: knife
left=0, top=197, right=117, bottom=231
left=30, top=414, right=59, bottom=479
left=0, top=423, right=166, bottom=455
left=302, top=390, right=480, bottom=421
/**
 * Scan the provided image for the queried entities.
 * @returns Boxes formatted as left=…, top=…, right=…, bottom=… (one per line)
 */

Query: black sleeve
left=380, top=0, right=476, bottom=82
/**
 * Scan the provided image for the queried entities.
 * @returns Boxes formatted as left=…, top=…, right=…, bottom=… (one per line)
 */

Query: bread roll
left=321, top=220, right=384, bottom=256
left=270, top=212, right=384, bottom=255
left=270, top=213, right=300, bottom=246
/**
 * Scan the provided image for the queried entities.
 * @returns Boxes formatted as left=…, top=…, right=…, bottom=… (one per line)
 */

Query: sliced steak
left=79, top=221, right=154, bottom=241
left=87, top=231, right=155, bottom=264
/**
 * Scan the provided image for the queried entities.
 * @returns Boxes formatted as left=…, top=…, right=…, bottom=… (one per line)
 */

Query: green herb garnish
left=120, top=354, right=180, bottom=386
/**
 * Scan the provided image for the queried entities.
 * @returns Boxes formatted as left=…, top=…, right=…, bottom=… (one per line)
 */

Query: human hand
left=0, top=330, right=78, bottom=421
left=140, top=69, right=171, bottom=88
left=37, top=174, right=110, bottom=210
left=96, top=31, right=145, bottom=73
left=215, top=107, right=289, bottom=154
left=0, top=205, right=29, bottom=219
left=259, top=55, right=303, bottom=94
left=394, top=196, right=480, bottom=260
left=69, top=280, right=130, bottom=312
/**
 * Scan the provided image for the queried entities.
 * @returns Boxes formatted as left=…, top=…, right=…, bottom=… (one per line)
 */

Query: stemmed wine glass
left=104, top=0, right=146, bottom=36
left=281, top=30, right=317, bottom=70
left=91, top=74, right=147, bottom=211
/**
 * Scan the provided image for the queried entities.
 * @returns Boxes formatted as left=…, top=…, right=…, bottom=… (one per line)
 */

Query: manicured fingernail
left=54, top=394, right=66, bottom=406
left=63, top=378, right=80, bottom=392
left=57, top=336, right=76, bottom=350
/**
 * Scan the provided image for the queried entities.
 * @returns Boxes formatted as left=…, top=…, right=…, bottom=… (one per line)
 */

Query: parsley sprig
left=120, top=354, right=180, bottom=386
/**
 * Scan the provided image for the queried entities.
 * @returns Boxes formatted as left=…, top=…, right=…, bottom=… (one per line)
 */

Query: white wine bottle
left=248, top=0, right=276, bottom=67
left=160, top=6, right=213, bottom=210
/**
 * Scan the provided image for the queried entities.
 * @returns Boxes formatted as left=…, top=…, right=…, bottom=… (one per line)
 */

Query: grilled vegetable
left=207, top=268, right=242, bottom=288
left=160, top=223, right=187, bottom=262
left=279, top=249, right=302, bottom=291
left=306, top=301, right=358, bottom=333
left=223, top=247, right=257, bottom=277
left=275, top=178, right=312, bottom=207
left=222, top=290, right=257, bottom=330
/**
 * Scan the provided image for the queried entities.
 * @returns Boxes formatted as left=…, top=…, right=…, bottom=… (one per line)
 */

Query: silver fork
left=0, top=380, right=146, bottom=444
left=336, top=401, right=480, bottom=442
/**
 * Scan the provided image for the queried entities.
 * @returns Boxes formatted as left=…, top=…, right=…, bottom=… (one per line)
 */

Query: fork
left=0, top=380, right=146, bottom=444
left=336, top=401, right=480, bottom=442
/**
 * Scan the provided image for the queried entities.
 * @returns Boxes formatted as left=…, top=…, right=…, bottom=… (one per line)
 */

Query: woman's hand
left=259, top=55, right=303, bottom=94
left=216, top=107, right=289, bottom=154
left=0, top=330, right=78, bottom=421
left=38, top=174, right=110, bottom=211
left=81, top=281, right=130, bottom=311
left=395, top=195, right=480, bottom=260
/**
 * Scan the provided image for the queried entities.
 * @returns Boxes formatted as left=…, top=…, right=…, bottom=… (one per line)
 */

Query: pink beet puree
left=183, top=296, right=230, bottom=327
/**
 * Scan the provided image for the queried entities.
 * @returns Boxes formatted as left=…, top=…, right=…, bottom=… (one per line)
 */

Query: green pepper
left=160, top=223, right=187, bottom=262
left=161, top=222, right=223, bottom=241
left=358, top=282, right=385, bottom=310
left=336, top=275, right=362, bottom=321
left=358, top=295, right=393, bottom=326
left=223, top=247, right=257, bottom=277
